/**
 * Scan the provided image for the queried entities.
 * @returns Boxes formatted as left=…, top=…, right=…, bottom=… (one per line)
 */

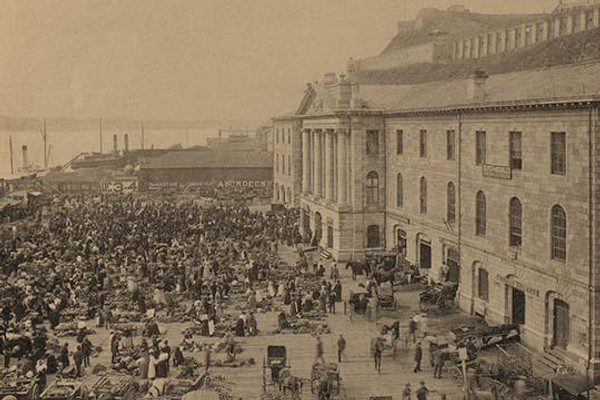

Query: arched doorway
left=417, top=234, right=432, bottom=270
left=546, top=293, right=569, bottom=350
left=367, top=225, right=380, bottom=248
left=505, top=275, right=526, bottom=325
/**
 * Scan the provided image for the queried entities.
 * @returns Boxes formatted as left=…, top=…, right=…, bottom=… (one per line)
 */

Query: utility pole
left=99, top=117, right=103, bottom=153
left=42, top=119, right=48, bottom=168
left=8, top=135, right=14, bottom=175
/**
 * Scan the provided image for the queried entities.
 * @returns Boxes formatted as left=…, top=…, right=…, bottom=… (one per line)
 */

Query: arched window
left=476, top=191, right=486, bottom=236
left=396, top=173, right=403, bottom=207
left=447, top=182, right=456, bottom=224
left=509, top=197, right=522, bottom=248
left=420, top=177, right=427, bottom=214
left=275, top=184, right=280, bottom=201
left=551, top=205, right=567, bottom=261
left=366, top=171, right=379, bottom=205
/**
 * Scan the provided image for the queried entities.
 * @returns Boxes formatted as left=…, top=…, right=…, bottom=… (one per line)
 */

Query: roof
left=141, top=150, right=272, bottom=170
left=43, top=168, right=125, bottom=183
left=358, top=62, right=600, bottom=111
left=382, top=8, right=545, bottom=55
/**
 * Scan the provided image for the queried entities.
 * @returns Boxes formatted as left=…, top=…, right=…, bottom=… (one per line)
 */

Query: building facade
left=273, top=63, right=600, bottom=380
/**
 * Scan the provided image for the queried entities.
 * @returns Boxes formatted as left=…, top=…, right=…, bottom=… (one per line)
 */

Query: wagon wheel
left=449, top=366, right=464, bottom=387
left=29, top=384, right=40, bottom=400
left=436, top=296, right=447, bottom=311
left=462, top=334, right=484, bottom=350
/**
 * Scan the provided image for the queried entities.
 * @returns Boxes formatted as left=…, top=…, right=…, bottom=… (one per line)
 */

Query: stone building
left=272, top=61, right=600, bottom=380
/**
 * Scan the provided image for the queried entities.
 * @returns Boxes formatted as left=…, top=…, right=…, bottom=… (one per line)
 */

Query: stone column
left=566, top=13, right=574, bottom=34
left=554, top=17, right=562, bottom=37
left=325, top=129, right=334, bottom=202
left=313, top=130, right=322, bottom=197
left=337, top=130, right=347, bottom=205
left=302, top=129, right=310, bottom=194
left=594, top=7, right=600, bottom=29
left=580, top=10, right=588, bottom=31
left=489, top=32, right=498, bottom=55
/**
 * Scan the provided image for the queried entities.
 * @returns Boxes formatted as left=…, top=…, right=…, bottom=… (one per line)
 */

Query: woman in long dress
left=148, top=351, right=158, bottom=380
left=140, top=348, right=149, bottom=379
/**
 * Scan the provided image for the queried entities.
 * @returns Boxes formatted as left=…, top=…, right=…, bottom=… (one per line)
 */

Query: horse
left=279, top=368, right=303, bottom=399
left=346, top=261, right=371, bottom=281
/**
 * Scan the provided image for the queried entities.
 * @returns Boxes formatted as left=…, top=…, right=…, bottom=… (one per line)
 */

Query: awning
left=548, top=372, right=594, bottom=395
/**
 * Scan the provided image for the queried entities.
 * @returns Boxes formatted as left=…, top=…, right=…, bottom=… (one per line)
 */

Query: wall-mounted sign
left=496, top=274, right=540, bottom=297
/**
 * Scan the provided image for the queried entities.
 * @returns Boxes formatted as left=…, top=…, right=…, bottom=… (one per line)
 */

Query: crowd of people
left=0, top=195, right=301, bottom=392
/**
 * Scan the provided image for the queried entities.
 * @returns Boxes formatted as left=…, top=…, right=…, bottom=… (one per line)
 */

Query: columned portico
left=313, top=129, right=322, bottom=197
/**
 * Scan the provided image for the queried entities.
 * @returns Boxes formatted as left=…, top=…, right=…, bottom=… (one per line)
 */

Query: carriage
left=262, top=346, right=302, bottom=400
left=264, top=345, right=288, bottom=383
left=0, top=374, right=41, bottom=400
left=344, top=286, right=369, bottom=321
left=375, top=284, right=397, bottom=313
left=418, top=283, right=458, bottom=312
left=88, top=371, right=140, bottom=400
left=376, top=319, right=401, bottom=359
left=449, top=323, right=520, bottom=350
left=310, top=362, right=340, bottom=399
left=40, top=379, right=87, bottom=400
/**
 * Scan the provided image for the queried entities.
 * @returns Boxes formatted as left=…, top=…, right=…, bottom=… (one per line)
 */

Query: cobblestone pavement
left=52, top=245, right=476, bottom=399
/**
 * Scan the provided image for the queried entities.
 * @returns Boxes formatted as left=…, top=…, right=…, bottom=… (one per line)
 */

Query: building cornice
left=272, top=95, right=600, bottom=122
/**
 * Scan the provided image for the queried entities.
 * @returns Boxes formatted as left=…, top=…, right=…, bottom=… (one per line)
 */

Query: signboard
left=483, top=164, right=512, bottom=180
left=104, top=179, right=138, bottom=194
left=496, top=274, right=540, bottom=297
left=148, top=179, right=272, bottom=191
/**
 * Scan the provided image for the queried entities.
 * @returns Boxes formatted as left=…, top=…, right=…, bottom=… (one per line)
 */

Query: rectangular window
left=478, top=269, right=489, bottom=301
left=476, top=131, right=486, bottom=165
left=396, top=130, right=404, bottom=155
left=288, top=128, right=291, bottom=144
left=447, top=130, right=455, bottom=161
left=282, top=154, right=285, bottom=175
left=366, top=130, right=379, bottom=155
left=276, top=154, right=279, bottom=173
left=419, top=130, right=427, bottom=158
left=367, top=130, right=378, bottom=155
left=510, top=131, right=522, bottom=170
left=276, top=129, right=279, bottom=144
left=551, top=132, right=566, bottom=175
left=288, top=155, right=291, bottom=176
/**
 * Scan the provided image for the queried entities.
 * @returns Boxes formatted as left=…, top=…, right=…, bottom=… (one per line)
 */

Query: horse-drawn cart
left=344, top=286, right=369, bottom=321
left=40, top=379, right=87, bottom=400
left=449, top=323, right=520, bottom=350
left=418, top=283, right=458, bottom=312
left=0, top=374, right=41, bottom=400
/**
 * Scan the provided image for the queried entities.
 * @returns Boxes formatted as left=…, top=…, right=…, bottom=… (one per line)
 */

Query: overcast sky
left=0, top=0, right=557, bottom=126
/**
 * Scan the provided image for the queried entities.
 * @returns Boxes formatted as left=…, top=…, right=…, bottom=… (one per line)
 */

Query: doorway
left=419, top=241, right=432, bottom=269
left=396, top=229, right=407, bottom=257
left=553, top=299, right=569, bottom=349
left=512, top=288, right=526, bottom=325
left=313, top=212, right=322, bottom=247
left=327, top=225, right=334, bottom=249
left=367, top=225, right=380, bottom=248
left=446, top=246, right=460, bottom=283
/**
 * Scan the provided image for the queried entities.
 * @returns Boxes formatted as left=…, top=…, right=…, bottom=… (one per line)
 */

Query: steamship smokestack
left=124, top=134, right=129, bottom=153
left=113, top=135, right=118, bottom=153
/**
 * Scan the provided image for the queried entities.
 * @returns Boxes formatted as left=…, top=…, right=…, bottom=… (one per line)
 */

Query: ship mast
left=42, top=119, right=48, bottom=168
left=8, top=135, right=14, bottom=175
left=99, top=117, right=103, bottom=153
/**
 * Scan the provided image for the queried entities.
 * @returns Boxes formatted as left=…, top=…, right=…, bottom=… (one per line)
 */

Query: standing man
left=433, top=348, right=444, bottom=379
left=337, top=334, right=346, bottom=363
left=73, top=345, right=84, bottom=378
left=314, top=336, right=325, bottom=364
left=82, top=337, right=92, bottom=367
left=416, top=381, right=429, bottom=400
left=414, top=341, right=422, bottom=373
left=372, top=337, right=383, bottom=374
left=409, top=315, right=417, bottom=344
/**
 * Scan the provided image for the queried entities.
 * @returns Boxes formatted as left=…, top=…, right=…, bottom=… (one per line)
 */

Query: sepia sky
left=0, top=0, right=557, bottom=126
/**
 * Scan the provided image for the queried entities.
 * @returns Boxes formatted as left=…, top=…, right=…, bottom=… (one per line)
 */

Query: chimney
left=337, top=73, right=352, bottom=109
left=124, top=134, right=129, bottom=153
left=467, top=70, right=489, bottom=102
left=346, top=57, right=359, bottom=83
left=113, top=134, right=118, bottom=153
left=22, top=145, right=28, bottom=168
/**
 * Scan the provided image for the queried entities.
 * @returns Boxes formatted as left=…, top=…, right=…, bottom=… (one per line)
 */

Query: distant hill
left=359, top=28, right=600, bottom=85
